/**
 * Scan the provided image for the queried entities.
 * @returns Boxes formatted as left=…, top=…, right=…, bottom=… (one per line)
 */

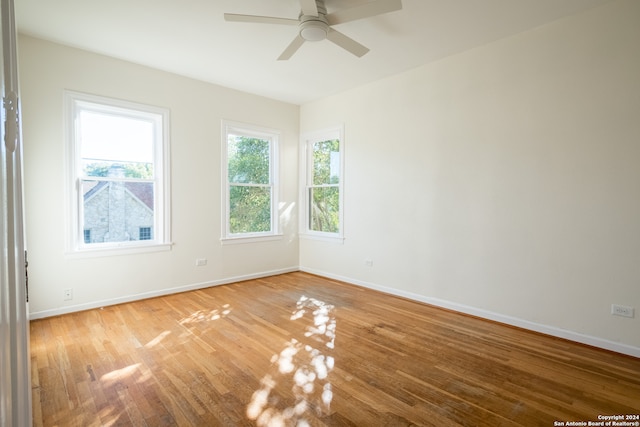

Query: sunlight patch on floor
left=100, top=363, right=141, bottom=386
left=247, top=295, right=336, bottom=426
left=144, top=330, right=171, bottom=348
left=179, top=303, right=232, bottom=325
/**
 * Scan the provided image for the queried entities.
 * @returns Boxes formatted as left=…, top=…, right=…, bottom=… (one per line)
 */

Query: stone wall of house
left=83, top=183, right=154, bottom=243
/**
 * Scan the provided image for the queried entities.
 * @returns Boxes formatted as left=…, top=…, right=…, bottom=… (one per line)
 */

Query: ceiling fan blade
left=326, top=0, right=402, bottom=25
left=326, top=28, right=369, bottom=57
left=278, top=35, right=306, bottom=60
left=299, top=0, right=319, bottom=16
left=224, top=13, right=298, bottom=26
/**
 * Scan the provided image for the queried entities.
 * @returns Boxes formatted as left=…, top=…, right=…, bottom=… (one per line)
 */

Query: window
left=221, top=121, right=280, bottom=242
left=301, top=126, right=344, bottom=241
left=139, top=227, right=152, bottom=241
left=65, top=91, right=171, bottom=255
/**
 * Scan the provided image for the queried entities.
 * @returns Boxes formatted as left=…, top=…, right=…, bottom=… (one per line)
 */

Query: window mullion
left=229, top=182, right=270, bottom=188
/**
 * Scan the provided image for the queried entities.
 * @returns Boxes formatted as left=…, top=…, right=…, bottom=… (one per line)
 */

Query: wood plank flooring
left=30, top=272, right=640, bottom=426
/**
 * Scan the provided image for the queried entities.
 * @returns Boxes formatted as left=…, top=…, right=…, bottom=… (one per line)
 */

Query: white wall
left=300, top=0, right=640, bottom=354
left=19, top=36, right=300, bottom=318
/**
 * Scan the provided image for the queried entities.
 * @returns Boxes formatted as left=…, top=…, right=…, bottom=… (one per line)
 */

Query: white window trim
left=220, top=120, right=281, bottom=244
left=299, top=125, right=345, bottom=243
left=64, top=91, right=172, bottom=258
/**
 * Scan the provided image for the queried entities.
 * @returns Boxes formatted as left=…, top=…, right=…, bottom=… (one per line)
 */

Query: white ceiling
left=16, top=0, right=612, bottom=105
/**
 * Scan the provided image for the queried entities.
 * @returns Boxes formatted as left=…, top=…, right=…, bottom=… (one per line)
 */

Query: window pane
left=228, top=135, right=270, bottom=184
left=309, top=187, right=339, bottom=233
left=312, top=139, right=340, bottom=185
left=82, top=180, right=155, bottom=244
left=79, top=110, right=154, bottom=164
left=229, top=185, right=271, bottom=234
left=139, top=227, right=152, bottom=240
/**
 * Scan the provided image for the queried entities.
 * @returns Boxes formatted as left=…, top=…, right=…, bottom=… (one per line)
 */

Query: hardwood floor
left=30, top=272, right=640, bottom=426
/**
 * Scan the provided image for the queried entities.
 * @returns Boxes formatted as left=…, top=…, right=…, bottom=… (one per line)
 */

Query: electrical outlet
left=611, top=304, right=634, bottom=318
left=195, top=258, right=207, bottom=267
left=63, top=288, right=73, bottom=301
left=364, top=259, right=373, bottom=267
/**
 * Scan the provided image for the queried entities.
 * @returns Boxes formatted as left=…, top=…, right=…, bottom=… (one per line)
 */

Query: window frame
left=221, top=120, right=281, bottom=244
left=300, top=125, right=345, bottom=243
left=64, top=91, right=171, bottom=257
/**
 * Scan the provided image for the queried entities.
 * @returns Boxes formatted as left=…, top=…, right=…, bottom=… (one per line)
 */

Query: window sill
left=299, top=233, right=345, bottom=244
left=65, top=242, right=173, bottom=259
left=220, top=234, right=284, bottom=245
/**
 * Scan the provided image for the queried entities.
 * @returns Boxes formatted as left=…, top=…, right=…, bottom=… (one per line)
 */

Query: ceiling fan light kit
left=300, top=19, right=328, bottom=42
left=224, top=0, right=403, bottom=60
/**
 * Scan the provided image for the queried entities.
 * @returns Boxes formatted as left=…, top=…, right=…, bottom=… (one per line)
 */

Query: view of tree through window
left=227, top=135, right=273, bottom=234
left=309, top=139, right=340, bottom=233
left=84, top=162, right=153, bottom=179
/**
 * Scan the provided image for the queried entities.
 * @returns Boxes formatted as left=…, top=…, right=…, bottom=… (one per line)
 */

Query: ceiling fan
left=224, top=0, right=403, bottom=60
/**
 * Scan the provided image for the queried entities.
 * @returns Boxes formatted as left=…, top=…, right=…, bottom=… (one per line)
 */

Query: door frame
left=1, top=0, right=32, bottom=423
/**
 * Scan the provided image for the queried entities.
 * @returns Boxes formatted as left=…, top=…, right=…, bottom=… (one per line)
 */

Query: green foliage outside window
left=84, top=162, right=153, bottom=179
left=227, top=136, right=272, bottom=234
left=310, top=139, right=340, bottom=233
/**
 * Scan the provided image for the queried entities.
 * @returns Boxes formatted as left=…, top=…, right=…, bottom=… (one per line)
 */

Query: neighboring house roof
left=82, top=180, right=103, bottom=200
left=125, top=182, right=154, bottom=211
left=83, top=180, right=154, bottom=211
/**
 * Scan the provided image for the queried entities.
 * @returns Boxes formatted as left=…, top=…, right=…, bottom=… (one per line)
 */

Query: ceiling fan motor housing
left=299, top=1, right=328, bottom=42
left=300, top=17, right=328, bottom=41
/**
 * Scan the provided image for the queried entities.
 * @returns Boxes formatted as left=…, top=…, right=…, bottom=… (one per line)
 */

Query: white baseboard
left=28, top=266, right=299, bottom=320
left=300, top=267, right=640, bottom=359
